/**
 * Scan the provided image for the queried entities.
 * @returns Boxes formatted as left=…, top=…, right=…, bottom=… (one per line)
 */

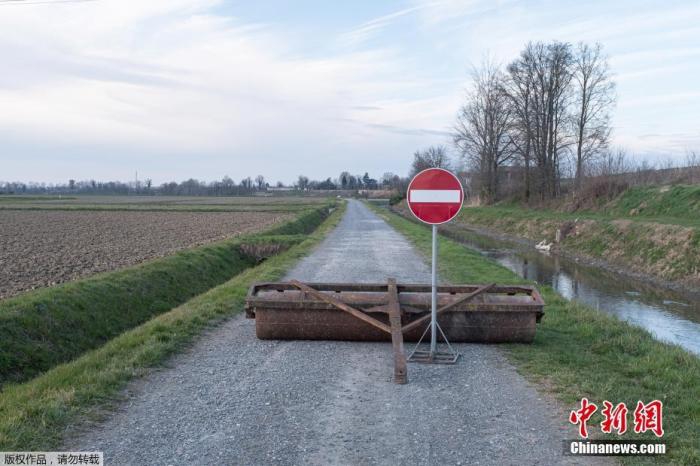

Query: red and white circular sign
left=406, top=168, right=464, bottom=225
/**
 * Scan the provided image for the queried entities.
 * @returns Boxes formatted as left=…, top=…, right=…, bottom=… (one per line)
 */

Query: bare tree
left=589, top=148, right=630, bottom=177
left=297, top=175, right=309, bottom=190
left=685, top=150, right=699, bottom=183
left=571, top=42, right=615, bottom=189
left=454, top=61, right=514, bottom=203
left=255, top=175, right=266, bottom=190
left=505, top=52, right=537, bottom=201
left=339, top=171, right=351, bottom=189
left=511, top=42, right=574, bottom=199
left=381, top=172, right=402, bottom=190
left=410, top=145, right=451, bottom=177
left=221, top=176, right=235, bottom=195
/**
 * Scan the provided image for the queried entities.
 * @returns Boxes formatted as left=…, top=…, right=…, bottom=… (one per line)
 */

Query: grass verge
left=370, top=203, right=700, bottom=465
left=420, top=199, right=700, bottom=289
left=0, top=201, right=345, bottom=450
left=0, top=207, right=330, bottom=386
left=607, top=185, right=700, bottom=220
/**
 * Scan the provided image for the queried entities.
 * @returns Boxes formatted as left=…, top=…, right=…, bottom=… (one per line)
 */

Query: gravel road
left=71, top=200, right=608, bottom=465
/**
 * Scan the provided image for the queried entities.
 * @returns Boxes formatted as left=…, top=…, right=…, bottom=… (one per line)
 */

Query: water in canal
left=447, top=226, right=700, bottom=356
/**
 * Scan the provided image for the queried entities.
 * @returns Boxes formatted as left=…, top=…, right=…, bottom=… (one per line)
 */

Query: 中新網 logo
left=569, top=398, right=664, bottom=438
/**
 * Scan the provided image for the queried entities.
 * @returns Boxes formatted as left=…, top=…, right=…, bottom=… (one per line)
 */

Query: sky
left=1, top=0, right=699, bottom=185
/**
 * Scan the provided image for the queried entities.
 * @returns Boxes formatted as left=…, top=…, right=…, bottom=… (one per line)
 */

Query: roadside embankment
left=0, top=202, right=345, bottom=450
left=0, top=206, right=333, bottom=386
left=394, top=185, right=700, bottom=294
left=371, top=203, right=700, bottom=465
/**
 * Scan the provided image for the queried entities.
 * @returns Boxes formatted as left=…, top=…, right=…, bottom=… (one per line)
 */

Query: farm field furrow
left=0, top=204, right=318, bottom=212
left=0, top=210, right=292, bottom=299
left=0, top=195, right=329, bottom=205
left=0, top=195, right=330, bottom=212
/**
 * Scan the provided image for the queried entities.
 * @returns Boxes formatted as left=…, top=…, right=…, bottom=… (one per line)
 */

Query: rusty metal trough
left=245, top=279, right=544, bottom=383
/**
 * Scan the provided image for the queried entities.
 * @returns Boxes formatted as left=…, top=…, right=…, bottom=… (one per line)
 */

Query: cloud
left=412, top=0, right=506, bottom=26
left=337, top=4, right=426, bottom=47
left=2, top=0, right=699, bottom=183
left=408, top=0, right=700, bottom=156
left=361, top=121, right=452, bottom=137
left=350, top=105, right=383, bottom=111
left=618, top=92, right=700, bottom=108
left=0, top=0, right=458, bottom=182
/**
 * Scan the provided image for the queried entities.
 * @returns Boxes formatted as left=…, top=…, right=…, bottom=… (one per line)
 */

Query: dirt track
left=70, top=200, right=608, bottom=465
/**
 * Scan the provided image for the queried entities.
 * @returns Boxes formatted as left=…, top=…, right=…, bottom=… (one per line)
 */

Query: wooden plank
left=387, top=278, right=407, bottom=384
left=289, top=280, right=392, bottom=334
left=401, top=283, right=496, bottom=334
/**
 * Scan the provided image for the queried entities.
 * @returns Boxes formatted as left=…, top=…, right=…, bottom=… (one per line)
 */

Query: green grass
left=459, top=204, right=700, bottom=228
left=0, top=207, right=330, bottom=386
left=0, top=202, right=345, bottom=450
left=446, top=197, right=700, bottom=287
left=0, top=196, right=77, bottom=202
left=371, top=204, right=700, bottom=465
left=455, top=185, right=700, bottom=228
left=608, top=185, right=700, bottom=219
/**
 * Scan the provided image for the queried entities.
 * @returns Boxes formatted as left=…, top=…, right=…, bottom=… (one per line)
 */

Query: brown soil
left=0, top=210, right=291, bottom=299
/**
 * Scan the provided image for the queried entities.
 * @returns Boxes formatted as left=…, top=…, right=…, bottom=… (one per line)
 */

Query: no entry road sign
left=405, top=167, right=464, bottom=364
left=407, top=168, right=464, bottom=225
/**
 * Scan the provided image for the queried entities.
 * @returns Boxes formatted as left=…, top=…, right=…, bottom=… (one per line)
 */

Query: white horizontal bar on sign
left=409, top=189, right=461, bottom=203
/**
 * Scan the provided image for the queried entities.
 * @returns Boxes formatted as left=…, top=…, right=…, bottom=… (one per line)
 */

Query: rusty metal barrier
left=245, top=279, right=545, bottom=384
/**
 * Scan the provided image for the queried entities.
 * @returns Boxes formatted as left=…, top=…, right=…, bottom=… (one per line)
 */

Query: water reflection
left=450, top=228, right=700, bottom=355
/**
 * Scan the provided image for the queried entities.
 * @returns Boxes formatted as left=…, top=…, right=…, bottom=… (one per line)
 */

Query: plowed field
left=0, top=210, right=291, bottom=299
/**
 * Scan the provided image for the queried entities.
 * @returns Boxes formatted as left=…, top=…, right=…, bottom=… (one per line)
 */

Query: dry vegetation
left=0, top=210, right=292, bottom=298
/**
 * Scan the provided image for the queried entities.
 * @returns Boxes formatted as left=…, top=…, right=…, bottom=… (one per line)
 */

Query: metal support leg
left=407, top=225, right=459, bottom=364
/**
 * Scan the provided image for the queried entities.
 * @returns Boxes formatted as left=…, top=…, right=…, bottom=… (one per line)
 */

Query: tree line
left=453, top=41, right=616, bottom=203
left=1, top=171, right=405, bottom=196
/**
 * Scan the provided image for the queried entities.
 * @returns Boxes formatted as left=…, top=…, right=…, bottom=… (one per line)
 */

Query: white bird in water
left=535, top=240, right=553, bottom=252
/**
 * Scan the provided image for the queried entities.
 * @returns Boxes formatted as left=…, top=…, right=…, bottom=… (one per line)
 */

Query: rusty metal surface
left=387, top=279, right=407, bottom=384
left=401, top=283, right=496, bottom=334
left=246, top=283, right=543, bottom=313
left=245, top=281, right=544, bottom=343
left=289, top=279, right=392, bottom=334
left=245, top=280, right=545, bottom=384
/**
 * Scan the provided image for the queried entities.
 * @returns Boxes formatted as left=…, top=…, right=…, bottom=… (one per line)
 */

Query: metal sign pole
left=407, top=222, right=458, bottom=365
left=405, top=168, right=461, bottom=365
left=430, top=224, right=438, bottom=357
